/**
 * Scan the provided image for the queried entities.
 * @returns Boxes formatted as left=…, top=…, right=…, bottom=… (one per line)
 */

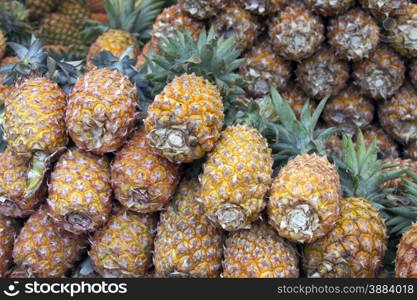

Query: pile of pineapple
left=0, top=0, right=417, bottom=279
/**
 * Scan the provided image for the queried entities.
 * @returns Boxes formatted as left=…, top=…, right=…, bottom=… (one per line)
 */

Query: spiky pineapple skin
left=328, top=8, right=380, bottom=61
left=47, top=148, right=112, bottom=235
left=90, top=210, right=155, bottom=278
left=57, top=0, right=91, bottom=31
left=303, top=197, right=387, bottom=278
left=239, top=42, right=292, bottom=97
left=396, top=223, right=417, bottom=278
left=304, top=0, right=355, bottom=16
left=363, top=126, right=399, bottom=159
left=200, top=125, right=273, bottom=231
left=0, top=56, right=19, bottom=106
left=269, top=0, right=324, bottom=61
left=39, top=13, right=82, bottom=48
left=26, top=0, right=58, bottom=20
left=353, top=46, right=405, bottom=100
left=323, top=86, right=375, bottom=136
left=145, top=74, right=224, bottom=164
left=0, top=148, right=46, bottom=218
left=0, top=217, right=18, bottom=277
left=152, top=5, right=202, bottom=41
left=0, top=31, right=6, bottom=59
left=238, top=0, right=288, bottom=16
left=389, top=3, right=417, bottom=58
left=179, top=0, right=228, bottom=20
left=4, top=75, right=67, bottom=155
left=281, top=83, right=315, bottom=118
left=153, top=179, right=224, bottom=278
left=66, top=68, right=137, bottom=155
left=213, top=4, right=260, bottom=51
left=268, top=154, right=341, bottom=243
left=13, top=208, right=86, bottom=278
left=296, top=47, right=349, bottom=99
left=360, top=0, right=410, bottom=19
left=378, top=83, right=417, bottom=144
left=86, top=29, right=140, bottom=71
left=222, top=222, right=299, bottom=278
left=111, top=129, right=181, bottom=213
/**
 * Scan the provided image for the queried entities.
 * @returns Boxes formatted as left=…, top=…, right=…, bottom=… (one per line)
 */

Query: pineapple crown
left=386, top=170, right=417, bottom=236
left=146, top=27, right=247, bottom=106
left=268, top=88, right=336, bottom=165
left=0, top=1, right=32, bottom=46
left=335, top=131, right=405, bottom=210
left=83, top=0, right=164, bottom=43
left=92, top=50, right=151, bottom=102
left=0, top=37, right=79, bottom=93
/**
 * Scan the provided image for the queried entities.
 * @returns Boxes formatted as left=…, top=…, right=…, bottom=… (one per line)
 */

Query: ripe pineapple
left=153, top=178, right=224, bottom=278
left=353, top=46, right=405, bottom=100
left=111, top=128, right=181, bottom=213
left=328, top=8, right=380, bottom=61
left=0, top=148, right=46, bottom=218
left=26, top=0, right=58, bottom=21
left=238, top=0, right=288, bottom=16
left=405, top=140, right=417, bottom=160
left=363, top=126, right=399, bottom=159
left=0, top=56, right=19, bottom=106
left=39, top=13, right=83, bottom=48
left=200, top=125, right=273, bottom=231
left=222, top=222, right=299, bottom=278
left=359, top=0, right=409, bottom=19
left=304, top=0, right=355, bottom=16
left=213, top=4, right=260, bottom=51
left=378, top=83, right=417, bottom=143
left=179, top=0, right=228, bottom=20
left=323, top=86, right=375, bottom=137
left=13, top=208, right=87, bottom=277
left=89, top=209, right=156, bottom=278
left=66, top=60, right=138, bottom=155
left=295, top=46, right=350, bottom=100
left=269, top=0, right=324, bottom=61
left=396, top=222, right=417, bottom=278
left=144, top=73, right=224, bottom=164
left=387, top=3, right=417, bottom=58
left=0, top=31, right=6, bottom=59
left=0, top=217, right=18, bottom=278
left=152, top=4, right=203, bottom=41
left=268, top=154, right=341, bottom=243
left=303, top=197, right=387, bottom=277
left=57, top=0, right=91, bottom=31
left=281, top=83, right=315, bottom=118
left=239, top=41, right=292, bottom=97
left=47, top=148, right=112, bottom=235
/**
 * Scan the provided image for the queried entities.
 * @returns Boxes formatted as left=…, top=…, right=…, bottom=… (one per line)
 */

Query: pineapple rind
left=0, top=217, right=18, bottom=277
left=396, top=222, right=417, bottom=278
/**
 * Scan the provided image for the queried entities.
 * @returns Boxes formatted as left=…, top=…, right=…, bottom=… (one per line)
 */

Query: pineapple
left=0, top=148, right=46, bottom=218
left=323, top=86, right=375, bottom=137
left=325, top=133, right=344, bottom=160
left=91, top=12, right=109, bottom=24
left=85, top=0, right=164, bottom=71
left=388, top=3, right=417, bottom=58
left=89, top=209, right=156, bottom=278
left=222, top=222, right=299, bottom=278
left=212, top=4, right=260, bottom=51
left=111, top=128, right=181, bottom=213
left=66, top=54, right=138, bottom=155
left=353, top=46, right=405, bottom=100
left=200, top=125, right=273, bottom=231
left=268, top=154, right=341, bottom=243
left=363, top=126, right=399, bottom=159
left=178, top=0, right=228, bottom=20
left=144, top=73, right=224, bottom=164
left=304, top=0, right=355, bottom=16
left=396, top=222, right=417, bottom=278
left=26, top=0, right=58, bottom=21
left=57, top=0, right=91, bottom=31
left=281, top=83, right=315, bottom=118
left=405, top=140, right=417, bottom=160
left=0, top=31, right=6, bottom=59
left=0, top=56, right=19, bottom=106
left=0, top=217, right=18, bottom=277
left=328, top=8, right=380, bottom=61
left=153, top=178, right=224, bottom=278
left=378, top=83, right=417, bottom=143
left=238, top=0, right=288, bottom=16
left=239, top=41, right=292, bottom=97
left=295, top=46, right=350, bottom=100
left=359, top=0, right=410, bottom=19
left=303, top=133, right=394, bottom=277
left=136, top=37, right=161, bottom=69
left=47, top=148, right=112, bottom=235
left=87, top=0, right=105, bottom=13
left=13, top=208, right=87, bottom=277
left=303, top=197, right=387, bottom=277
left=39, top=13, right=83, bottom=49
left=381, top=158, right=417, bottom=191
left=269, top=0, right=324, bottom=61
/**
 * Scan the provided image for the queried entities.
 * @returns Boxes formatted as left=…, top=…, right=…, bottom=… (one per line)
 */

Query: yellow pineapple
left=153, top=178, right=224, bottom=277
left=0, top=217, right=18, bottom=277
left=396, top=223, right=417, bottom=278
